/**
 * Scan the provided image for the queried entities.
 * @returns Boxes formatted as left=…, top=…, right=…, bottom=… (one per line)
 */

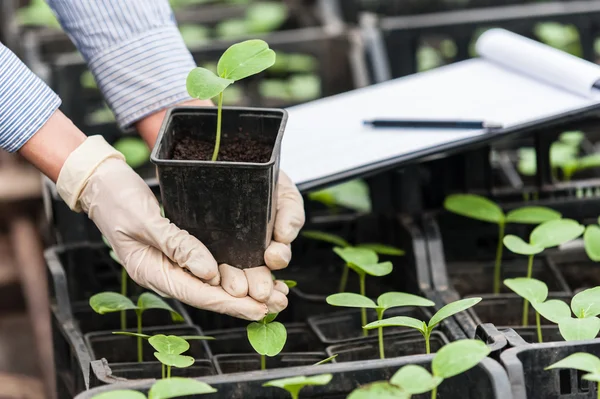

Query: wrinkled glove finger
left=273, top=279, right=290, bottom=296
left=273, top=171, right=305, bottom=244
left=244, top=266, right=274, bottom=302
left=266, top=289, right=288, bottom=314
left=219, top=264, right=249, bottom=298
left=264, top=241, right=291, bottom=271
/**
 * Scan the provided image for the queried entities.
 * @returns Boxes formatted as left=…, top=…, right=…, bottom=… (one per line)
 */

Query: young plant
left=332, top=247, right=393, bottom=335
left=348, top=340, right=490, bottom=399
left=444, top=194, right=561, bottom=294
left=546, top=353, right=600, bottom=399
left=89, top=292, right=184, bottom=362
left=102, top=235, right=129, bottom=330
left=302, top=231, right=403, bottom=293
left=247, top=313, right=287, bottom=370
left=503, top=218, right=584, bottom=325
left=263, top=374, right=333, bottom=399
left=504, top=278, right=551, bottom=342
left=326, top=292, right=435, bottom=359
left=186, top=39, right=275, bottom=161
left=363, top=298, right=481, bottom=354
left=91, top=378, right=216, bottom=399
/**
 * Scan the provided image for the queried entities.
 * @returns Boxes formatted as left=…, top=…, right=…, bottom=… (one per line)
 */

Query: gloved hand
left=56, top=136, right=296, bottom=320
left=218, top=171, right=305, bottom=305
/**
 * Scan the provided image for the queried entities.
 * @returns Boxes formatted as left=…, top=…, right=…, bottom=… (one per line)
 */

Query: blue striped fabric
left=0, top=43, right=61, bottom=152
left=0, top=0, right=195, bottom=152
left=47, top=0, right=196, bottom=130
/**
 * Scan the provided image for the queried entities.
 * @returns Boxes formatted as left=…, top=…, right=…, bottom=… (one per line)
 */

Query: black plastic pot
left=84, top=325, right=211, bottom=364
left=326, top=330, right=449, bottom=362
left=475, top=324, right=510, bottom=361
left=151, top=106, right=286, bottom=268
left=206, top=323, right=323, bottom=355
left=76, top=353, right=514, bottom=399
left=213, top=353, right=326, bottom=374
left=501, top=339, right=600, bottom=399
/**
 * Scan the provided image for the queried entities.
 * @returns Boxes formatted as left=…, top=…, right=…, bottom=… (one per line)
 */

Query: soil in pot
left=73, top=299, right=187, bottom=334
left=213, top=353, right=326, bottom=374
left=447, top=257, right=569, bottom=297
left=85, top=325, right=209, bottom=363
left=309, top=306, right=433, bottom=344
left=171, top=134, right=272, bottom=163
left=206, top=323, right=323, bottom=355
left=326, top=331, right=449, bottom=363
left=107, top=360, right=216, bottom=381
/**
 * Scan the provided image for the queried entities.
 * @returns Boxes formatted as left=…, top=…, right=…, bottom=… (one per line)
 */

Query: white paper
left=281, top=32, right=600, bottom=189
left=476, top=28, right=600, bottom=98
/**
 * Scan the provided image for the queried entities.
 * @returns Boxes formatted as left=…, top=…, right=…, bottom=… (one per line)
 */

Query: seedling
left=91, top=378, right=216, bottom=399
left=363, top=298, right=481, bottom=354
left=348, top=340, right=490, bottom=399
left=546, top=353, right=600, bottom=399
left=503, top=218, right=584, bottom=325
left=326, top=292, right=435, bottom=358
left=504, top=278, right=551, bottom=341
left=263, top=374, right=333, bottom=399
left=89, top=292, right=184, bottom=362
left=247, top=313, right=287, bottom=370
left=102, top=235, right=129, bottom=330
left=186, top=39, right=275, bottom=161
left=518, top=131, right=584, bottom=178
left=444, top=194, right=561, bottom=294
left=332, top=247, right=393, bottom=335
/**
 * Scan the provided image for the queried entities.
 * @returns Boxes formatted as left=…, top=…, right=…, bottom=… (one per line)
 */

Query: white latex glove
left=218, top=171, right=305, bottom=311
left=56, top=136, right=286, bottom=320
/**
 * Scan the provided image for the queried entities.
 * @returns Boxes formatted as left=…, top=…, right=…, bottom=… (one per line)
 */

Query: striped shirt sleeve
left=46, top=0, right=196, bottom=131
left=0, top=43, right=61, bottom=152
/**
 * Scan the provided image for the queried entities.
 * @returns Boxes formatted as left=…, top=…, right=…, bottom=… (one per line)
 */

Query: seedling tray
left=76, top=353, right=513, bottom=399
left=213, top=353, right=327, bottom=374
left=501, top=339, right=600, bottom=399
left=205, top=323, right=324, bottom=355
left=84, top=325, right=211, bottom=364
left=325, top=330, right=449, bottom=362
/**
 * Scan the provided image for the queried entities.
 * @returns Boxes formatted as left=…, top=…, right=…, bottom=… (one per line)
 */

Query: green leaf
left=576, top=153, right=600, bottom=171
left=532, top=300, right=571, bottom=324
left=102, top=235, right=112, bottom=249
left=314, top=354, right=338, bottom=365
left=583, top=373, right=600, bottom=382
left=518, top=148, right=537, bottom=176
left=92, top=391, right=146, bottom=399
left=148, top=378, right=216, bottom=399
left=443, top=194, right=504, bottom=224
left=137, top=293, right=184, bottom=322
left=148, top=335, right=189, bottom=355
left=584, top=225, right=600, bottom=262
left=308, top=180, right=371, bottom=213
left=363, top=316, right=426, bottom=333
left=217, top=39, right=276, bottom=81
left=215, top=19, right=249, bottom=39
left=559, top=317, right=600, bottom=341
left=263, top=313, right=278, bottom=323
left=186, top=67, right=233, bottom=100
left=571, top=287, right=600, bottom=318
left=178, top=336, right=215, bottom=341
left=326, top=293, right=377, bottom=309
left=356, top=244, right=405, bottom=256
left=560, top=131, right=585, bottom=147
left=502, top=235, right=544, bottom=256
left=377, top=292, right=435, bottom=311
left=504, top=278, right=548, bottom=304
left=247, top=321, right=287, bottom=356
left=89, top=292, right=138, bottom=314
left=263, top=374, right=333, bottom=396
left=113, top=137, right=150, bottom=169
left=301, top=231, right=350, bottom=248
left=390, top=365, right=443, bottom=395
left=109, top=250, right=120, bottom=264
left=246, top=2, right=288, bottom=33
left=428, top=298, right=482, bottom=329
left=153, top=353, right=195, bottom=368
left=530, top=219, right=584, bottom=249
left=351, top=261, right=393, bottom=277
left=112, top=332, right=151, bottom=339
left=546, top=353, right=600, bottom=374
left=346, top=381, right=410, bottom=399
left=505, top=206, right=561, bottom=224
left=432, top=340, right=490, bottom=379
left=283, top=280, right=297, bottom=288
left=333, top=247, right=378, bottom=266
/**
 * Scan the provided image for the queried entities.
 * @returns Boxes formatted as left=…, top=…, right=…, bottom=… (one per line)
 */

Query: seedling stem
left=493, top=222, right=505, bottom=294
left=339, top=265, right=349, bottom=293
left=211, top=92, right=224, bottom=161
left=536, top=312, right=543, bottom=343
left=121, top=268, right=127, bottom=330
left=522, top=254, right=535, bottom=327
left=261, top=354, right=266, bottom=371
left=359, top=272, right=367, bottom=336
left=137, top=310, right=143, bottom=362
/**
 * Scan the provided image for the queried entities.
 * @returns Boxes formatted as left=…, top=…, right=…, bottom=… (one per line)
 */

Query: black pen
left=363, top=119, right=503, bottom=130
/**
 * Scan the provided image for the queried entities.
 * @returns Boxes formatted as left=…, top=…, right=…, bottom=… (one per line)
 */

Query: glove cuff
left=57, top=135, right=125, bottom=211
